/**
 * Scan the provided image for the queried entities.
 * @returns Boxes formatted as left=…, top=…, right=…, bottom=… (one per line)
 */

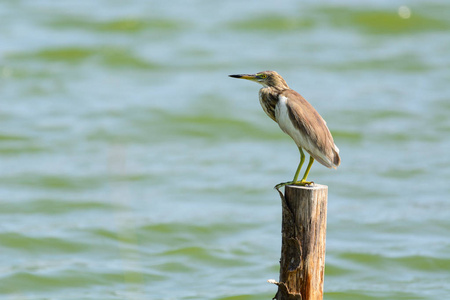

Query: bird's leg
left=298, top=156, right=314, bottom=185
left=274, top=148, right=308, bottom=190
left=292, top=147, right=305, bottom=183
left=275, top=155, right=316, bottom=189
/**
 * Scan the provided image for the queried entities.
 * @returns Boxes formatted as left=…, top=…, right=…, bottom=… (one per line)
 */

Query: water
left=1, top=0, right=450, bottom=299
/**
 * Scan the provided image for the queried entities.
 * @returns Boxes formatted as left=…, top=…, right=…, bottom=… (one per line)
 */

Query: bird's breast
left=259, top=89, right=278, bottom=122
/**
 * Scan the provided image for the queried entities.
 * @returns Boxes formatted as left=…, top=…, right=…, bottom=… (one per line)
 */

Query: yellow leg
left=292, top=148, right=305, bottom=183
left=300, top=156, right=314, bottom=182
left=275, top=148, right=315, bottom=190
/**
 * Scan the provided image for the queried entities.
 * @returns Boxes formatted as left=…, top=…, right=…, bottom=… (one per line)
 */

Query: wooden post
left=271, top=184, right=328, bottom=300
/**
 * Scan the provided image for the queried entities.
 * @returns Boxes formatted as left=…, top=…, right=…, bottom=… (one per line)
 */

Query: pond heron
left=229, top=71, right=340, bottom=188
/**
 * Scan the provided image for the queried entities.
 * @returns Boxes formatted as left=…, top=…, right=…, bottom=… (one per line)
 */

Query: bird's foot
left=274, top=180, right=315, bottom=190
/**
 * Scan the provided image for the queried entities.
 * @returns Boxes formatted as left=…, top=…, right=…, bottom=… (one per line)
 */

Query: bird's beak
left=229, top=74, right=257, bottom=81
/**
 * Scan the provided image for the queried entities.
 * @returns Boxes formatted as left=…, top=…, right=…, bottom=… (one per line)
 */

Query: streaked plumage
left=229, top=70, right=340, bottom=187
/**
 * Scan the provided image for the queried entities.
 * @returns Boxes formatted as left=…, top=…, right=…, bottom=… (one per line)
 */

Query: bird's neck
left=260, top=86, right=289, bottom=96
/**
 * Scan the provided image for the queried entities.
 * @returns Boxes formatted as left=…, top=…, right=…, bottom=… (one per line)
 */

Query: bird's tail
left=331, top=144, right=341, bottom=168
left=307, top=144, right=341, bottom=169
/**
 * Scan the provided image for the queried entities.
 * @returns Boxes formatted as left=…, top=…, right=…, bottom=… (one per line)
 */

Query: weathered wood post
left=270, top=184, right=328, bottom=300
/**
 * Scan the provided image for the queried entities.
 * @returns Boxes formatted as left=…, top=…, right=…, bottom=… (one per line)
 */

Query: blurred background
left=1, top=0, right=450, bottom=299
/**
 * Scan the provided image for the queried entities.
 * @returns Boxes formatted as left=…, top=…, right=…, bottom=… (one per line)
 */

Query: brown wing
left=282, top=89, right=340, bottom=168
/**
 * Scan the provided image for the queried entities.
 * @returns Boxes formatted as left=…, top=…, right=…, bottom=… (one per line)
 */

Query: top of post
left=285, top=184, right=328, bottom=191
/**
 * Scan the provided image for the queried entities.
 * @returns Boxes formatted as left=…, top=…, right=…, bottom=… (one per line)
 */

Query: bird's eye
left=259, top=74, right=267, bottom=79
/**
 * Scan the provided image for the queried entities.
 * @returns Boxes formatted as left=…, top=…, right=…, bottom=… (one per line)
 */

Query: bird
left=229, top=71, right=340, bottom=188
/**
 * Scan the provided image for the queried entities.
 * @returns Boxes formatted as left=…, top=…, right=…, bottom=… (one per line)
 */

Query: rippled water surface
left=1, top=1, right=450, bottom=299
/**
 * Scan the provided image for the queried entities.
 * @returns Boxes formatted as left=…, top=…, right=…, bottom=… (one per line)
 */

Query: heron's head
left=229, top=70, right=289, bottom=89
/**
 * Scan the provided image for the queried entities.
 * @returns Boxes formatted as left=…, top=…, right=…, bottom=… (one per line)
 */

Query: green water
left=1, top=1, right=450, bottom=299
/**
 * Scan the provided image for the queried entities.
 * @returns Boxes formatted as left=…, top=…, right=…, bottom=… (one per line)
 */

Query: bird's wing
left=281, top=89, right=340, bottom=168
